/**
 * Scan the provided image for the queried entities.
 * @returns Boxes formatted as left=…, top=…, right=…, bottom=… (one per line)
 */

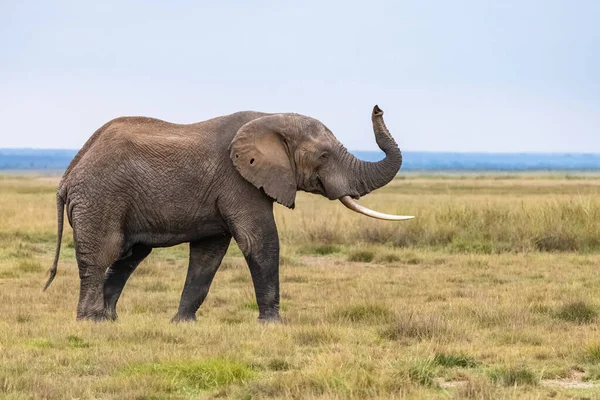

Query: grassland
left=1, top=173, right=600, bottom=399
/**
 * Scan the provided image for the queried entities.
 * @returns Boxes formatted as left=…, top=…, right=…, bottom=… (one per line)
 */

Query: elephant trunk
left=333, top=105, right=412, bottom=221
left=345, top=105, right=403, bottom=197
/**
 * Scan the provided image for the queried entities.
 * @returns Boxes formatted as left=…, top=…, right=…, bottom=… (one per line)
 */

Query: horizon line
left=1, top=148, right=600, bottom=156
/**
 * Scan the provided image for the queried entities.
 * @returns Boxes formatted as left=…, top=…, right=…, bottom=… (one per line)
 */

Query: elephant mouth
left=338, top=196, right=414, bottom=221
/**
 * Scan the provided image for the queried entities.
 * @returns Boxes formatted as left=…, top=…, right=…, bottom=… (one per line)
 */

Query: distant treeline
left=2, top=149, right=600, bottom=171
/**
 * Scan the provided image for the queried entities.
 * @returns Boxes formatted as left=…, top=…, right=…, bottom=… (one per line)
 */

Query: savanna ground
left=1, top=172, right=600, bottom=399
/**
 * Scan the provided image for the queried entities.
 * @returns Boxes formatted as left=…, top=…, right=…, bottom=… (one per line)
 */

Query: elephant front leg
left=172, top=235, right=232, bottom=322
left=246, top=247, right=281, bottom=322
left=231, top=218, right=281, bottom=322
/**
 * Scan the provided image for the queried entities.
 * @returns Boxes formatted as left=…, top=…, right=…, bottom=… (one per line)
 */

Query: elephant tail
left=44, top=193, right=65, bottom=291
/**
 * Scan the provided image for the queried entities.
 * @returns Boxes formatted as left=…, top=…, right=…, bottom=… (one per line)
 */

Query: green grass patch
left=555, top=301, right=598, bottom=324
left=280, top=255, right=302, bottom=266
left=432, top=352, right=477, bottom=368
left=15, top=314, right=32, bottom=323
left=450, top=238, right=494, bottom=254
left=66, top=335, right=90, bottom=348
left=122, top=359, right=255, bottom=392
left=331, top=304, right=393, bottom=323
left=407, top=358, right=438, bottom=387
left=534, top=234, right=579, bottom=252
left=241, top=301, right=259, bottom=311
left=0, top=270, right=18, bottom=278
left=241, top=300, right=287, bottom=312
left=299, top=244, right=341, bottom=256
left=225, top=245, right=243, bottom=257
left=347, top=250, right=375, bottom=262
left=584, top=343, right=600, bottom=363
left=267, top=358, right=292, bottom=371
left=374, top=251, right=424, bottom=264
left=583, top=365, right=600, bottom=382
left=26, top=339, right=53, bottom=349
left=375, top=252, right=401, bottom=263
left=16, top=258, right=42, bottom=273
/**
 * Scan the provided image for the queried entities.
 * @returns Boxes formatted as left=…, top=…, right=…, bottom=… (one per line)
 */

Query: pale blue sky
left=1, top=1, right=598, bottom=152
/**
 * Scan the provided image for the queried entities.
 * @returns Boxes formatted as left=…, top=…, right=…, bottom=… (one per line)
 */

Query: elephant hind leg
left=104, top=244, right=152, bottom=321
left=172, top=235, right=232, bottom=322
left=75, top=233, right=123, bottom=321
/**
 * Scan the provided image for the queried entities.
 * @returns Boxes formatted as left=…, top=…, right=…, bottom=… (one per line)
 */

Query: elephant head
left=229, top=105, right=413, bottom=220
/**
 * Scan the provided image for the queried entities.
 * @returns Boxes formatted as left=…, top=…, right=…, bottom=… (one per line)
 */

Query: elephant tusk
left=339, top=196, right=414, bottom=221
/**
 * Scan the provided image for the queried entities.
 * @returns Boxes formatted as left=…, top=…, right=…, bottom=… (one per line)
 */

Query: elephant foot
left=171, top=313, right=197, bottom=323
left=258, top=313, right=283, bottom=324
left=104, top=308, right=118, bottom=321
left=76, top=308, right=110, bottom=322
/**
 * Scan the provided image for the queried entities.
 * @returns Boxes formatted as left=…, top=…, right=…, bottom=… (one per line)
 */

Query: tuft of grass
left=280, top=255, right=302, bottom=266
left=132, top=304, right=151, bottom=314
left=122, top=359, right=255, bottom=391
left=294, top=329, right=339, bottom=346
left=220, top=315, right=244, bottom=325
left=432, top=352, right=478, bottom=368
left=347, top=250, right=375, bottom=262
left=248, top=364, right=381, bottom=399
left=555, top=301, right=598, bottom=324
left=0, top=270, right=18, bottom=278
left=300, top=244, right=341, bottom=256
left=450, top=238, right=493, bottom=254
left=374, top=251, right=424, bottom=264
left=583, top=365, right=600, bottom=382
left=534, top=234, right=578, bottom=252
left=331, top=304, right=393, bottom=323
left=27, top=339, right=53, bottom=349
left=495, top=331, right=543, bottom=346
left=407, top=358, right=438, bottom=387
left=15, top=314, right=32, bottom=323
left=128, top=329, right=184, bottom=344
left=380, top=313, right=452, bottom=341
left=241, top=301, right=259, bottom=311
left=66, top=335, right=90, bottom=348
left=488, top=366, right=539, bottom=386
left=375, top=252, right=401, bottom=263
left=240, top=300, right=287, bottom=313
left=16, top=258, right=42, bottom=273
left=267, top=358, right=292, bottom=371
left=584, top=343, right=600, bottom=363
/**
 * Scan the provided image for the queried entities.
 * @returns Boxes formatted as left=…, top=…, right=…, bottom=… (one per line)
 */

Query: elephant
left=43, top=105, right=413, bottom=322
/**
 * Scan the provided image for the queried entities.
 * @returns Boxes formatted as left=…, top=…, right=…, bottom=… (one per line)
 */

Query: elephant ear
left=230, top=114, right=297, bottom=208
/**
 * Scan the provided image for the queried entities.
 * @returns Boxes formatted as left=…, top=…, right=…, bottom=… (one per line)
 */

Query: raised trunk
left=345, top=105, right=403, bottom=197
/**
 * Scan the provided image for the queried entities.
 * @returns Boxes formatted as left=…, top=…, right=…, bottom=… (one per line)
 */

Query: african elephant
left=44, top=105, right=413, bottom=322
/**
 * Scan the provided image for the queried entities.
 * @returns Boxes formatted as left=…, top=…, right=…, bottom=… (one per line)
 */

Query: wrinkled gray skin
left=44, top=105, right=403, bottom=322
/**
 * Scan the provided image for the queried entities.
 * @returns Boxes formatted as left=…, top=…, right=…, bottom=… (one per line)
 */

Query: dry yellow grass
left=1, top=173, right=600, bottom=399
